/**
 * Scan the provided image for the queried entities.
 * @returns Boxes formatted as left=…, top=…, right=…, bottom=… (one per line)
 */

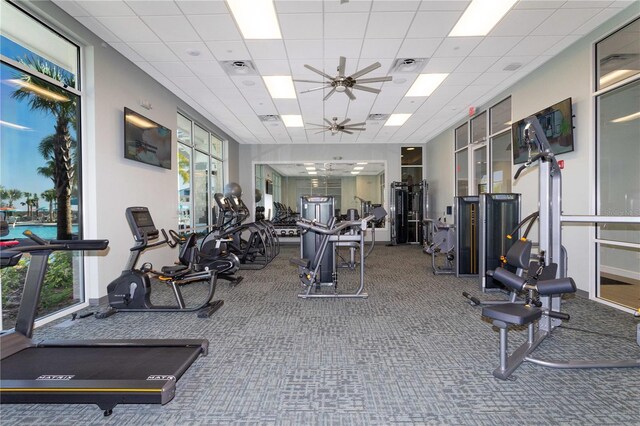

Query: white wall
left=425, top=7, right=639, bottom=294
left=27, top=1, right=241, bottom=302
left=240, top=143, right=401, bottom=241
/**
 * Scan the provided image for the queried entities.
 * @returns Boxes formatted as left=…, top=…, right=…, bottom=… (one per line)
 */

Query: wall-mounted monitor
left=511, top=97, right=574, bottom=165
left=124, top=107, right=172, bottom=170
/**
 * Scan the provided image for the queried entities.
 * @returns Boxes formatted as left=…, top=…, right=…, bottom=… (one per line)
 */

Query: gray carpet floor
left=1, top=244, right=639, bottom=425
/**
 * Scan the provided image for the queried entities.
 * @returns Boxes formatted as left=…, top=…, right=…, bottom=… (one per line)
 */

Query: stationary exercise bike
left=96, top=207, right=223, bottom=319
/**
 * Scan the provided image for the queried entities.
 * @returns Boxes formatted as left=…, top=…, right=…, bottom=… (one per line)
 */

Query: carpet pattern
left=1, top=244, right=638, bottom=425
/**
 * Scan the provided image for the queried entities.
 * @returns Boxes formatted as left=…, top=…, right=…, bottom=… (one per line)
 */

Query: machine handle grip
left=547, top=310, right=570, bottom=321
left=23, top=230, right=47, bottom=245
left=162, top=229, right=176, bottom=248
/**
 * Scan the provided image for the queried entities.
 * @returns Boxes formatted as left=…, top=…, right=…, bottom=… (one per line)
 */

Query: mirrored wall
left=255, top=161, right=386, bottom=224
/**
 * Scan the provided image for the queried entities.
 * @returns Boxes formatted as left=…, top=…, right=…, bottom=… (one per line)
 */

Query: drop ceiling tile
left=546, top=35, right=582, bottom=56
left=290, top=59, right=326, bottom=78
left=75, top=1, right=134, bottom=16
left=150, top=61, right=195, bottom=78
left=246, top=40, right=288, bottom=60
left=97, top=16, right=159, bottom=42
left=285, top=40, right=324, bottom=59
left=141, top=16, right=201, bottom=42
left=166, top=42, right=216, bottom=61
left=397, top=38, right=443, bottom=58
left=490, top=9, right=556, bottom=37
left=110, top=42, right=144, bottom=61
left=324, top=13, right=370, bottom=39
left=472, top=72, right=513, bottom=86
left=373, top=1, right=421, bottom=11
left=573, top=8, right=624, bottom=35
left=250, top=100, right=279, bottom=115
left=423, top=56, right=465, bottom=73
left=440, top=72, right=480, bottom=86
left=470, top=37, right=523, bottom=57
left=185, top=61, right=226, bottom=79
left=187, top=14, right=243, bottom=41
left=531, top=8, right=601, bottom=36
left=394, top=98, right=426, bottom=113
left=514, top=1, right=566, bottom=9
left=53, top=1, right=90, bottom=17
left=274, top=99, right=302, bottom=115
left=177, top=1, right=229, bottom=14
left=168, top=76, right=209, bottom=91
left=324, top=0, right=372, bottom=13
left=76, top=16, right=120, bottom=42
left=324, top=40, right=364, bottom=62
left=455, top=56, right=500, bottom=73
left=406, top=11, right=463, bottom=38
left=365, top=12, right=416, bottom=39
left=125, top=1, right=182, bottom=15
left=254, top=59, right=292, bottom=75
left=433, top=37, right=483, bottom=57
left=279, top=14, right=323, bottom=39
left=508, top=35, right=563, bottom=56
left=129, top=42, right=179, bottom=61
left=274, top=0, right=323, bottom=14
left=205, top=41, right=251, bottom=60
left=361, top=39, right=403, bottom=58
left=355, top=58, right=395, bottom=77
left=561, top=1, right=615, bottom=8
left=202, top=76, right=234, bottom=91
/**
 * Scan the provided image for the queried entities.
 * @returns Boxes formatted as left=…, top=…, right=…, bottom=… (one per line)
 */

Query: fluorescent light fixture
left=227, top=0, right=281, bottom=39
left=385, top=113, right=412, bottom=127
left=599, top=69, right=637, bottom=87
left=305, top=166, right=316, bottom=171
left=8, top=79, right=70, bottom=102
left=449, top=0, right=517, bottom=37
left=353, top=166, right=364, bottom=170
left=357, top=162, right=368, bottom=165
left=263, top=76, right=297, bottom=99
left=281, top=114, right=303, bottom=127
left=611, top=111, right=640, bottom=123
left=0, top=120, right=31, bottom=131
left=406, top=147, right=415, bottom=151
left=351, top=171, right=360, bottom=175
left=304, top=162, right=314, bottom=166
left=406, top=73, right=448, bottom=97
left=308, top=171, right=317, bottom=175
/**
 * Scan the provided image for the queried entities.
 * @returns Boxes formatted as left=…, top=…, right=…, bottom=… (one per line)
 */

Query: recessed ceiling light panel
left=406, top=73, right=448, bottom=97
left=281, top=114, right=304, bottom=127
left=384, top=114, right=412, bottom=127
left=449, top=0, right=517, bottom=37
left=263, top=76, right=297, bottom=99
left=227, top=0, right=282, bottom=39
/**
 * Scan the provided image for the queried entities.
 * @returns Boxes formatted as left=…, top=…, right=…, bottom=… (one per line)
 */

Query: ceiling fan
left=307, top=117, right=366, bottom=135
left=294, top=56, right=392, bottom=101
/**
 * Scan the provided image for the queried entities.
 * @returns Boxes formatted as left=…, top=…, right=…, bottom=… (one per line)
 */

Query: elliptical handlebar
left=296, top=208, right=388, bottom=236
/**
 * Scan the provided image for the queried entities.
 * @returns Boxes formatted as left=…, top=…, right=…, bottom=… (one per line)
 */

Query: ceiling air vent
left=389, top=58, right=428, bottom=74
left=367, top=113, right=390, bottom=121
left=258, top=115, right=280, bottom=122
left=221, top=60, right=258, bottom=76
left=503, top=62, right=522, bottom=71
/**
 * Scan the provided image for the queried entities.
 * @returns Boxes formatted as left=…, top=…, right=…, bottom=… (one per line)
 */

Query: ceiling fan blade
left=300, top=86, right=330, bottom=94
left=337, top=118, right=351, bottom=126
left=304, top=64, right=334, bottom=80
left=344, top=87, right=356, bottom=100
left=341, top=130, right=354, bottom=135
left=355, top=76, right=393, bottom=84
left=343, top=122, right=366, bottom=127
left=306, top=123, right=326, bottom=127
left=343, top=127, right=366, bottom=131
left=337, top=56, right=346, bottom=76
left=323, top=118, right=333, bottom=126
left=293, top=79, right=328, bottom=84
left=323, top=87, right=337, bottom=101
left=352, top=84, right=381, bottom=94
left=314, top=129, right=329, bottom=134
left=348, top=62, right=381, bottom=79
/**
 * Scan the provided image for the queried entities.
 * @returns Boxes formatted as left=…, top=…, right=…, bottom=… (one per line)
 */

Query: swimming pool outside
left=4, top=225, right=79, bottom=240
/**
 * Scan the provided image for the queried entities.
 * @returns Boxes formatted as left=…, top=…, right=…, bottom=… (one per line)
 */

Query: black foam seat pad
left=482, top=303, right=542, bottom=325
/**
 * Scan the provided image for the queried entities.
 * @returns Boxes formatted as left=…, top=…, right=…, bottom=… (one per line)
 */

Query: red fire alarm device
left=468, top=106, right=476, bottom=116
left=558, top=160, right=565, bottom=169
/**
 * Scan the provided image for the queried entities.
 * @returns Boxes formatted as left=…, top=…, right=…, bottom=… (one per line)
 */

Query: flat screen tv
left=124, top=107, right=172, bottom=170
left=511, top=97, right=574, bottom=165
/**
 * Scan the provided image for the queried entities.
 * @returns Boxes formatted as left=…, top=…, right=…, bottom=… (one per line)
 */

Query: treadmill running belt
left=1, top=346, right=202, bottom=380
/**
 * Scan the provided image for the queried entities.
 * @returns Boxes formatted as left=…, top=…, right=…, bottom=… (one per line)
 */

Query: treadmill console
left=126, top=207, right=159, bottom=241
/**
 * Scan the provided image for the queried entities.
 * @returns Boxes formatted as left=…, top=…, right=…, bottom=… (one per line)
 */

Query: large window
left=177, top=113, right=225, bottom=232
left=595, top=18, right=640, bottom=309
left=0, top=0, right=82, bottom=329
left=455, top=99, right=512, bottom=196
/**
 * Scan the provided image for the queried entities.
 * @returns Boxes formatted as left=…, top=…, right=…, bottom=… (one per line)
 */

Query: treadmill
left=0, top=230, right=209, bottom=416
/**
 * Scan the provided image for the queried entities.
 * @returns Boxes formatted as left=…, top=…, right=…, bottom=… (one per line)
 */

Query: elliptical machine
left=96, top=207, right=223, bottom=319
